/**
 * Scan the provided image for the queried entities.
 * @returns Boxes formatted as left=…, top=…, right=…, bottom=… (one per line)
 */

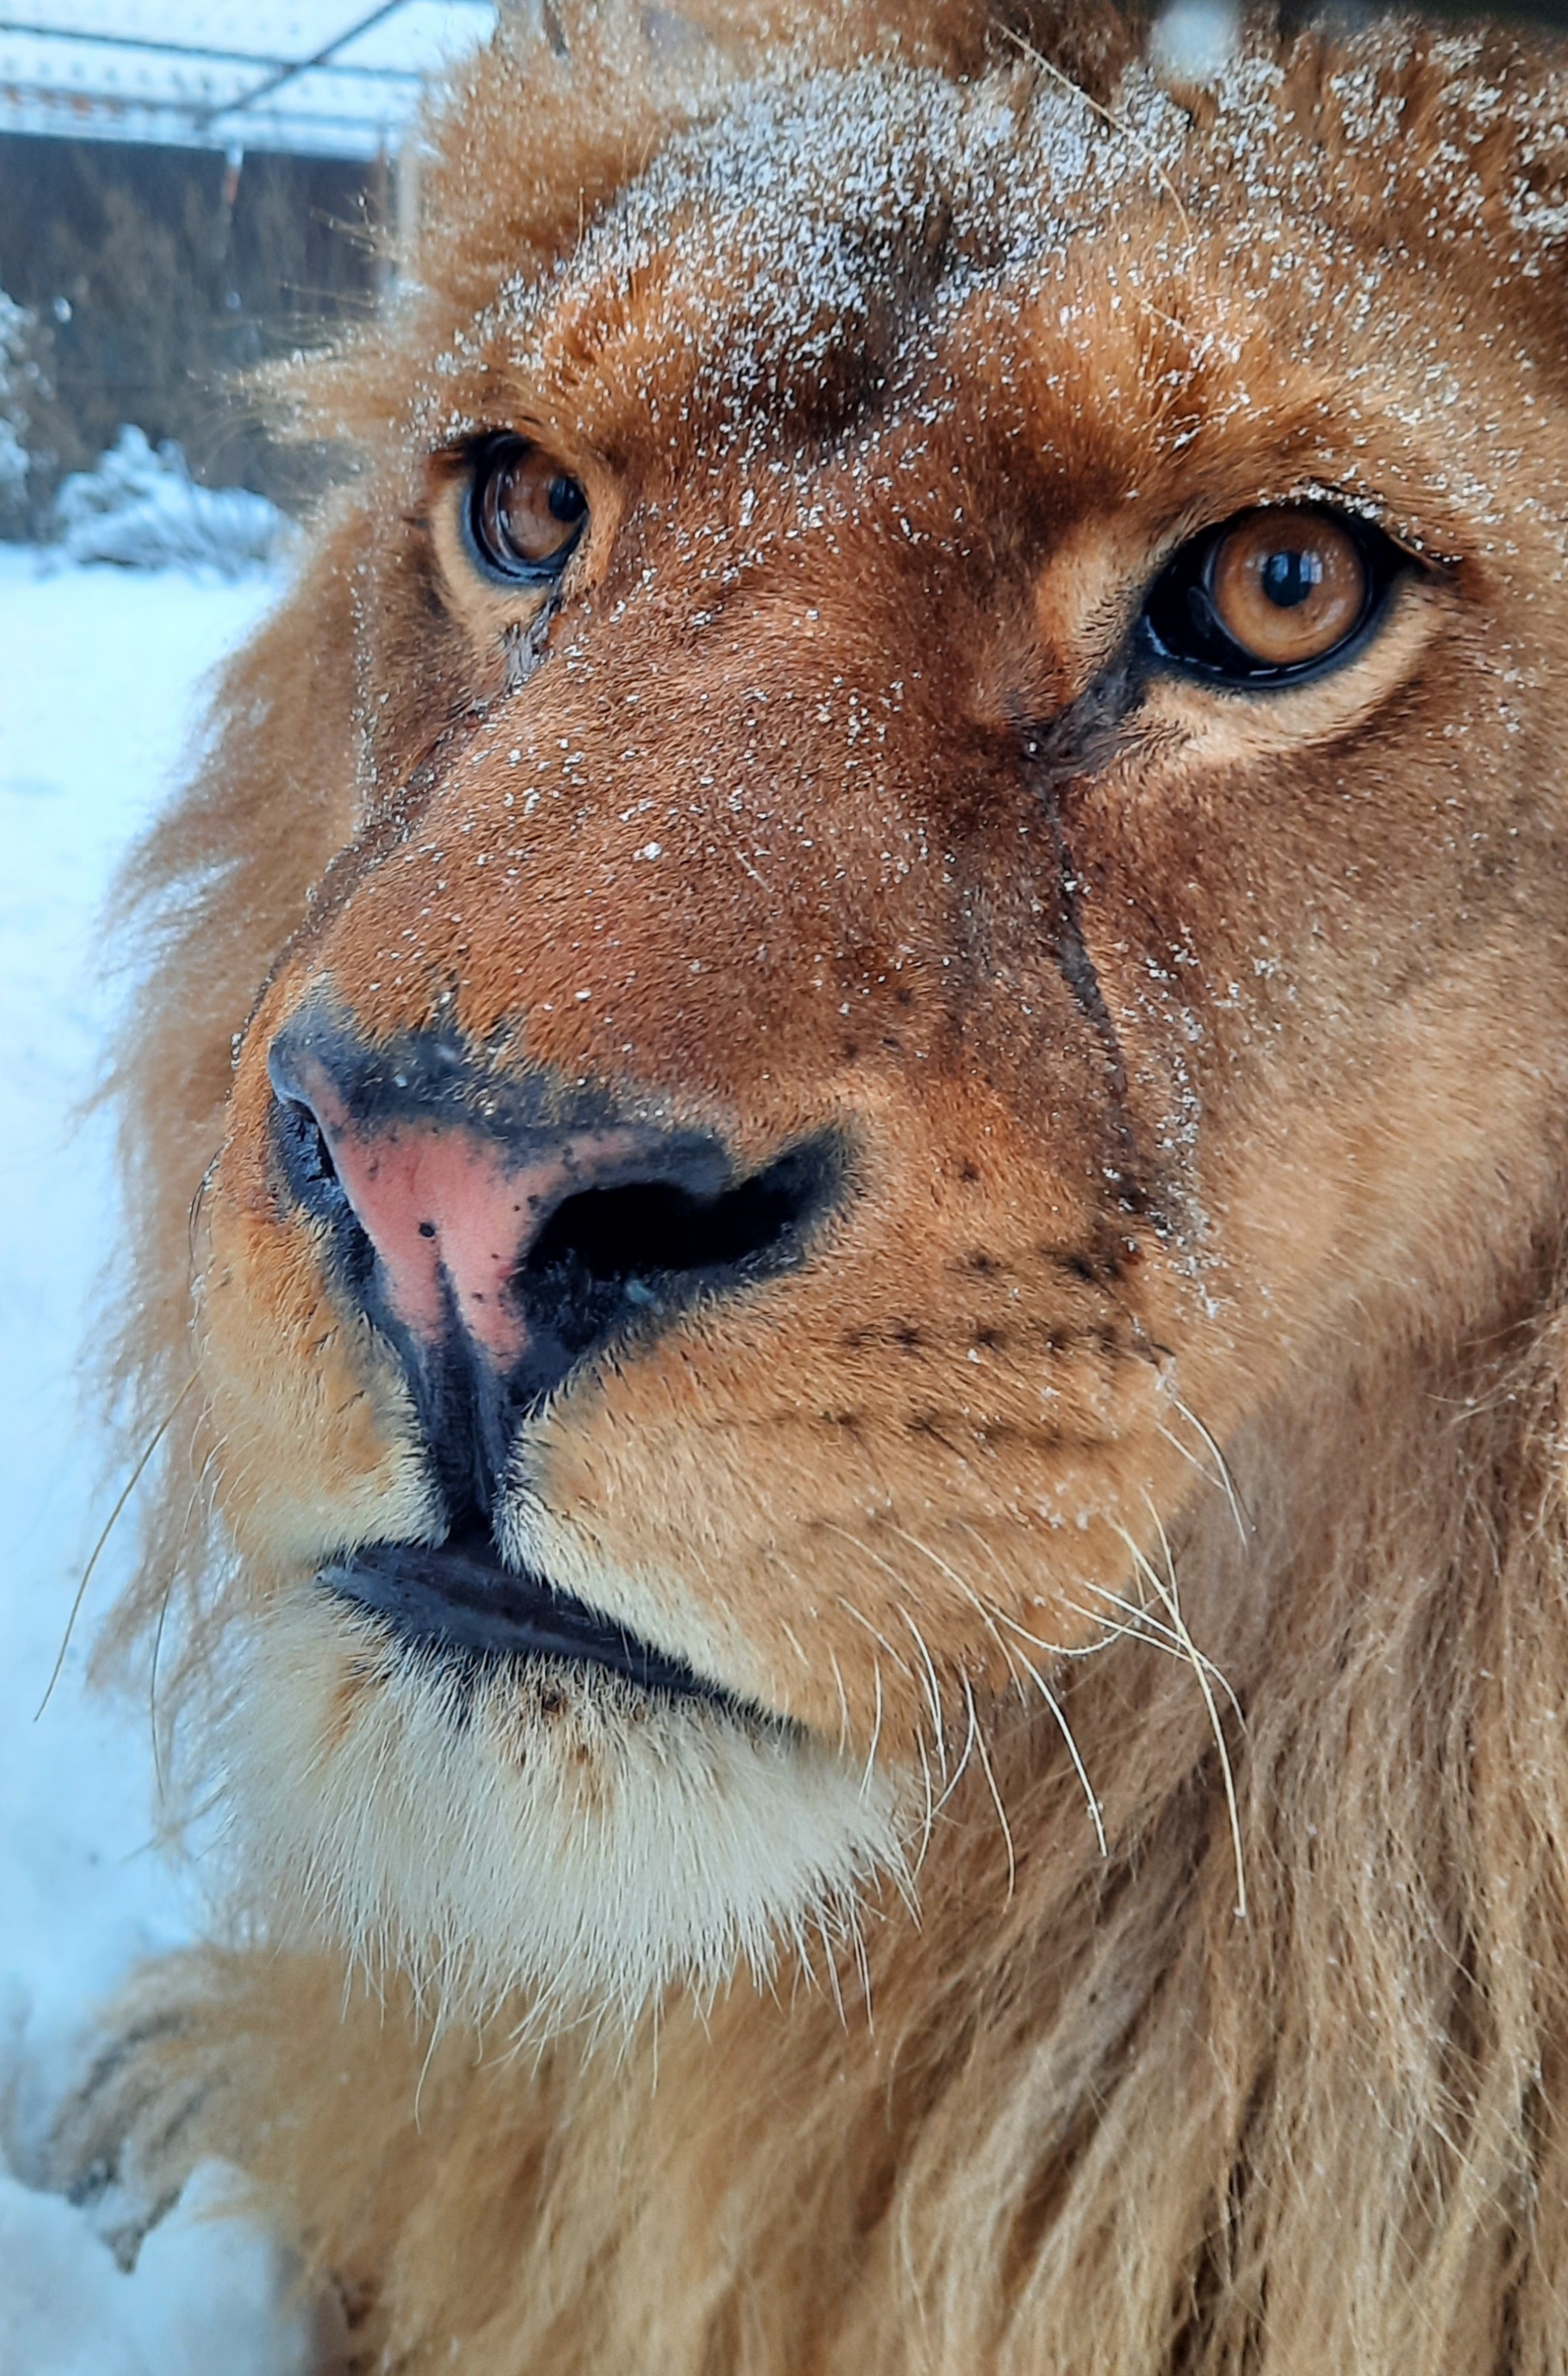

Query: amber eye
left=1145, top=506, right=1396, bottom=684
left=466, top=437, right=588, bottom=583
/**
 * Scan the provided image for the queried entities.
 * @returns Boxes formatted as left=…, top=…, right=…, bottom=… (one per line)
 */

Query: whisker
left=862, top=1655, right=885, bottom=1800
left=1000, top=23, right=1194, bottom=237
left=1120, top=1504, right=1248, bottom=1922
left=1031, top=1665, right=1108, bottom=1859
left=997, top=1577, right=1167, bottom=1665
left=982, top=1613, right=1110, bottom=1859
left=888, top=1525, right=1017, bottom=1661
left=899, top=1610, right=950, bottom=1787
left=36, top=1373, right=199, bottom=1721
left=936, top=1665, right=981, bottom=1815
left=148, top=1578, right=174, bottom=1806
left=824, top=1645, right=853, bottom=1755
left=820, top=1520, right=949, bottom=1778
left=778, top=1619, right=811, bottom=1670
left=1168, top=1394, right=1253, bottom=1545
left=950, top=1522, right=1084, bottom=1659
left=960, top=1672, right=1016, bottom=1898
left=1069, top=1578, right=1246, bottom=1722
left=887, top=1526, right=1046, bottom=1872
left=150, top=1432, right=224, bottom=1792
left=833, top=1593, right=914, bottom=1684
left=1157, top=1418, right=1239, bottom=1525
left=186, top=1155, right=217, bottom=1281
left=832, top=1597, right=913, bottom=1776
left=893, top=1521, right=1111, bottom=1862
left=845, top=1899, right=875, bottom=2032
left=911, top=1732, right=937, bottom=1865
left=816, top=1905, right=848, bottom=2028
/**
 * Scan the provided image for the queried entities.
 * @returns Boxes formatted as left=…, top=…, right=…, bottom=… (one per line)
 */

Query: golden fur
left=74, top=0, right=1568, bottom=2366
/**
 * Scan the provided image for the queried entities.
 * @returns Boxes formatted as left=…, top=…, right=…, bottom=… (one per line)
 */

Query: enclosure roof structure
left=0, top=2, right=497, bottom=158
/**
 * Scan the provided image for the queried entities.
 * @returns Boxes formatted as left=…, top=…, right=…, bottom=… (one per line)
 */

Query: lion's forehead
left=416, top=38, right=1568, bottom=477
left=523, top=68, right=1102, bottom=350
left=433, top=67, right=1174, bottom=437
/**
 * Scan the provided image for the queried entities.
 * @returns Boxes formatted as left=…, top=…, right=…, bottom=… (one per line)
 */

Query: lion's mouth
left=318, top=1526, right=730, bottom=1706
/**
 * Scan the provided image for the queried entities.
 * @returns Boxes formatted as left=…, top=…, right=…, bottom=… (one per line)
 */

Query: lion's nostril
left=272, top=1088, right=342, bottom=1199
left=269, top=1077, right=378, bottom=1298
left=527, top=1152, right=824, bottom=1288
left=520, top=1140, right=831, bottom=1292
left=282, top=1096, right=339, bottom=1191
left=516, top=1139, right=843, bottom=1368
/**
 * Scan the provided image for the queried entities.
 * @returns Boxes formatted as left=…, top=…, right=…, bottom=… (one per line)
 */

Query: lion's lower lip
left=317, top=1525, right=727, bottom=1704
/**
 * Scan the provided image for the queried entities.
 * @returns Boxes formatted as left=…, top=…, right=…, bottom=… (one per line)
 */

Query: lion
left=51, top=0, right=1568, bottom=2367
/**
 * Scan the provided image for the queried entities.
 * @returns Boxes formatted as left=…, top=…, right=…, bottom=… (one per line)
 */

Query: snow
left=54, top=429, right=294, bottom=576
left=0, top=2164, right=308, bottom=2376
left=0, top=547, right=306, bottom=2371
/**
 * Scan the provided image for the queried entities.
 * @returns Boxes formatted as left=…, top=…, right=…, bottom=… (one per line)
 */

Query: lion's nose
left=271, top=1047, right=641, bottom=1366
left=265, top=1008, right=844, bottom=1418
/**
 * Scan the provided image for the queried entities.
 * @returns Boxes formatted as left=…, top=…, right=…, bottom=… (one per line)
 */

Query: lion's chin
left=214, top=1584, right=908, bottom=2032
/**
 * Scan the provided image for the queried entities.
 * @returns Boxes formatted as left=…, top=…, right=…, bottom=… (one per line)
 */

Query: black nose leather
left=267, top=1003, right=847, bottom=1517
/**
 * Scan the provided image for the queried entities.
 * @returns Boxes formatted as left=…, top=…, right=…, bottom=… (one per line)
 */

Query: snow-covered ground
left=0, top=548, right=308, bottom=2373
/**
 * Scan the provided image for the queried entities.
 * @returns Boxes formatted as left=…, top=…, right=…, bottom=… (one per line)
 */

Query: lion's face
left=184, top=32, right=1568, bottom=2016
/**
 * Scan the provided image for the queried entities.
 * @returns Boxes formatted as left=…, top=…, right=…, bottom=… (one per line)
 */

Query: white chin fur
left=216, top=1585, right=908, bottom=2031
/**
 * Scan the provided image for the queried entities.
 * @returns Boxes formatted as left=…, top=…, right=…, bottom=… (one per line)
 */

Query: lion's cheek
left=1197, top=976, right=1568, bottom=1390
left=525, top=1302, right=1200, bottom=1754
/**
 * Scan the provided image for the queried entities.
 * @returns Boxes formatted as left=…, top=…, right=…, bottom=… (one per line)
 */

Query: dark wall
left=0, top=133, right=382, bottom=519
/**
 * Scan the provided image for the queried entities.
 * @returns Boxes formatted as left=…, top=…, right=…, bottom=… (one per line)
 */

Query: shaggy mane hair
left=82, top=2, right=1568, bottom=2370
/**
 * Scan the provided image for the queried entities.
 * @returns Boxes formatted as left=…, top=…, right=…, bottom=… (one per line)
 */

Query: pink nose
left=265, top=1007, right=843, bottom=1497
left=276, top=1050, right=638, bottom=1366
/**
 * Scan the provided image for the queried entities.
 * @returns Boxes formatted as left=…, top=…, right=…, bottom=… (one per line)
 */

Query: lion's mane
left=90, top=4, right=1568, bottom=2370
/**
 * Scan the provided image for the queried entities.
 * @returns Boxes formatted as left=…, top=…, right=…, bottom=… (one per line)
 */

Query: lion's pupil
left=549, top=477, right=587, bottom=525
left=1262, top=548, right=1323, bottom=610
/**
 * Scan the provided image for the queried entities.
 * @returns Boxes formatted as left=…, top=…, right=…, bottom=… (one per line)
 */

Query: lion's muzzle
left=266, top=994, right=848, bottom=1525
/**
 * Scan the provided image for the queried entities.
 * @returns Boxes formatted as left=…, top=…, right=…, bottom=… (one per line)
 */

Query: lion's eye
left=467, top=437, right=588, bottom=583
left=1145, top=507, right=1394, bottom=684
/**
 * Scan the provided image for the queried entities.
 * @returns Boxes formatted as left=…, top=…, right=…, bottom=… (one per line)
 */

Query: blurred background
left=0, top=2, right=1564, bottom=2370
left=0, top=2, right=494, bottom=553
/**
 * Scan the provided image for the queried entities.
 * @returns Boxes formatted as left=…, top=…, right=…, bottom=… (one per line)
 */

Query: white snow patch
left=53, top=428, right=294, bottom=577
left=0, top=547, right=304, bottom=2370
left=0, top=2162, right=310, bottom=2376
